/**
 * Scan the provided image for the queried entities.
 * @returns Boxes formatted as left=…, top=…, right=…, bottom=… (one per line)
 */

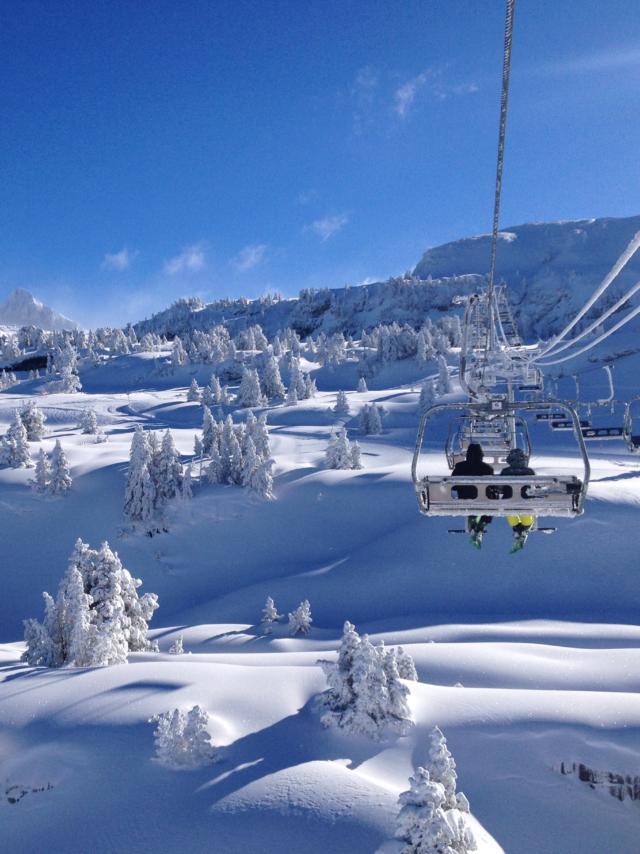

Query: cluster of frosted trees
left=77, top=407, right=102, bottom=436
left=49, top=340, right=82, bottom=393
left=200, top=408, right=274, bottom=498
left=32, top=442, right=72, bottom=495
left=325, top=427, right=362, bottom=470
left=0, top=369, right=18, bottom=389
left=359, top=402, right=383, bottom=434
left=261, top=596, right=312, bottom=636
left=285, top=356, right=316, bottom=405
left=22, top=538, right=158, bottom=668
left=319, top=621, right=414, bottom=739
left=151, top=705, right=216, bottom=769
left=124, top=427, right=187, bottom=526
left=188, top=374, right=232, bottom=407
left=0, top=412, right=33, bottom=467
left=395, top=727, right=476, bottom=853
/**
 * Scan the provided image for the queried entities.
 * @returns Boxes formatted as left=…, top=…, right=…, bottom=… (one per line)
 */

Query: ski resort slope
left=1, top=353, right=639, bottom=853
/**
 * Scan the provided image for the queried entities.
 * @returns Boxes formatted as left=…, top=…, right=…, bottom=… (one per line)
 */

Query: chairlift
left=412, top=400, right=590, bottom=518
left=623, top=397, right=640, bottom=453
left=550, top=418, right=590, bottom=431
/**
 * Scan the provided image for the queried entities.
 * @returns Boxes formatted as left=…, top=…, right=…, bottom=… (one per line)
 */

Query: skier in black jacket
left=451, top=443, right=494, bottom=548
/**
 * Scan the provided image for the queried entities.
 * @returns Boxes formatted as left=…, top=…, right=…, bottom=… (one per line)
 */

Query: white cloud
left=102, top=247, right=138, bottom=271
left=305, top=213, right=349, bottom=242
left=163, top=243, right=206, bottom=276
left=232, top=243, right=268, bottom=272
left=394, top=69, right=479, bottom=117
left=394, top=71, right=430, bottom=117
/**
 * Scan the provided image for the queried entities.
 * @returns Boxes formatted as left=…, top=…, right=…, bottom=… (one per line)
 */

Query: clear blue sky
left=1, top=0, right=639, bottom=326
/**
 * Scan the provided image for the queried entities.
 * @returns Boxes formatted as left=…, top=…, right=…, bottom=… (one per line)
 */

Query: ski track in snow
left=0, top=353, right=639, bottom=853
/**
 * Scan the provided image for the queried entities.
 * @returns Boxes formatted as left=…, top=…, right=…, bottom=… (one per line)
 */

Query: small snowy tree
left=249, top=457, right=275, bottom=499
left=395, top=767, right=454, bottom=854
left=359, top=403, right=382, bottom=435
left=187, top=378, right=201, bottom=402
left=169, top=634, right=184, bottom=655
left=124, top=427, right=156, bottom=523
left=261, top=351, right=285, bottom=399
left=436, top=356, right=452, bottom=395
left=419, top=379, right=435, bottom=413
left=58, top=365, right=82, bottom=393
left=357, top=376, right=368, bottom=392
left=181, top=463, right=193, bottom=499
left=0, top=411, right=32, bottom=468
left=333, top=390, right=350, bottom=415
left=220, top=415, right=243, bottom=484
left=49, top=440, right=72, bottom=495
left=396, top=646, right=418, bottom=681
left=151, top=705, right=216, bottom=769
left=261, top=596, right=282, bottom=627
left=202, top=405, right=216, bottom=455
left=79, top=407, right=99, bottom=435
left=285, top=382, right=298, bottom=406
left=427, top=726, right=471, bottom=813
left=32, top=448, right=50, bottom=493
left=325, top=427, right=359, bottom=470
left=240, top=435, right=258, bottom=487
left=19, top=400, right=46, bottom=441
left=288, top=600, right=312, bottom=636
left=157, top=429, right=183, bottom=502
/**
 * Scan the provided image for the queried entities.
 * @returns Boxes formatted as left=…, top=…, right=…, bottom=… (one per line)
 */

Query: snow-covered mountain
left=134, top=214, right=640, bottom=343
left=0, top=288, right=79, bottom=331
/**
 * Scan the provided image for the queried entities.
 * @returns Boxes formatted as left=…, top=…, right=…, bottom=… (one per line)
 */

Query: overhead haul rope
left=479, top=0, right=516, bottom=391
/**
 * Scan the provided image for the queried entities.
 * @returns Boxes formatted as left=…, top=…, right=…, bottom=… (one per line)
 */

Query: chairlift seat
left=416, top=475, right=584, bottom=518
left=581, top=426, right=624, bottom=440
left=550, top=419, right=590, bottom=431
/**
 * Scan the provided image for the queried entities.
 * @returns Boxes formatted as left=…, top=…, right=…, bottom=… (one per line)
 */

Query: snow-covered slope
left=134, top=214, right=640, bottom=343
left=0, top=288, right=79, bottom=331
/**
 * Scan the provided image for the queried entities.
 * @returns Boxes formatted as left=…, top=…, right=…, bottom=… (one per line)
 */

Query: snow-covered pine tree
left=210, top=374, right=223, bottom=404
left=419, top=379, right=435, bottom=413
left=288, top=356, right=307, bottom=398
left=349, top=440, right=363, bottom=470
left=396, top=646, right=418, bottom=680
left=395, top=767, right=453, bottom=854
left=79, top=407, right=99, bottom=434
left=320, top=621, right=361, bottom=726
left=171, top=336, right=187, bottom=367
left=124, top=426, right=156, bottom=523
left=182, top=463, right=193, bottom=499
left=261, top=351, right=285, bottom=399
left=288, top=600, right=312, bottom=636
left=285, top=382, right=298, bottom=406
left=379, top=643, right=412, bottom=728
left=157, top=430, right=183, bottom=501
left=32, top=448, right=50, bottom=493
left=251, top=413, right=270, bottom=459
left=220, top=415, right=243, bottom=484
left=333, top=390, right=350, bottom=415
left=58, top=565, right=94, bottom=667
left=241, top=435, right=258, bottom=487
left=19, top=400, right=46, bottom=440
left=304, top=373, right=317, bottom=398
left=1, top=411, right=32, bottom=468
left=427, top=726, right=470, bottom=813
left=187, top=378, right=201, bottom=402
left=201, top=405, right=216, bottom=455
left=436, top=356, right=452, bottom=395
left=169, top=634, right=184, bottom=655
left=249, top=457, right=275, bottom=499
left=206, top=443, right=223, bottom=484
left=325, top=427, right=359, bottom=470
left=152, top=705, right=216, bottom=769
left=359, top=403, right=382, bottom=434
left=59, top=365, right=82, bottom=393
left=238, top=366, right=263, bottom=408
left=49, top=440, right=72, bottom=495
left=357, top=376, right=368, bottom=392
left=261, top=596, right=282, bottom=625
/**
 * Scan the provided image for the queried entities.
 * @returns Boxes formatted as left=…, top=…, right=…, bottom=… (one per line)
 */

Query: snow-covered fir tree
left=320, top=621, right=413, bottom=739
left=395, top=767, right=458, bottom=854
left=206, top=443, right=223, bottom=484
left=32, top=447, right=50, bottom=493
left=419, top=379, right=436, bottom=413
left=288, top=600, right=312, bottom=636
left=49, top=440, right=72, bottom=495
left=359, top=403, right=383, bottom=434
left=220, top=415, right=243, bottom=484
left=238, top=366, right=263, bottom=408
left=261, top=596, right=282, bottom=625
left=123, top=426, right=156, bottom=523
left=241, top=435, right=258, bottom=487
left=396, top=646, right=418, bottom=681
left=325, top=427, right=362, bottom=470
left=427, top=726, right=470, bottom=813
left=201, top=405, right=217, bottom=455
left=436, top=356, right=452, bottom=395
left=333, top=390, right=350, bottom=415
left=210, top=374, right=223, bottom=405
left=285, top=382, right=298, bottom=406
left=152, top=705, right=216, bottom=770
left=171, top=336, right=187, bottom=367
left=78, top=407, right=100, bottom=435
left=187, top=377, right=201, bottom=402
left=251, top=413, right=270, bottom=458
left=249, top=457, right=275, bottom=499
left=157, top=430, right=183, bottom=501
left=169, top=634, right=184, bottom=655
left=181, top=464, right=193, bottom=499
left=0, top=411, right=32, bottom=468
left=357, top=376, right=368, bottom=392
left=22, top=538, right=158, bottom=668
left=58, top=365, right=82, bottom=394
left=19, top=400, right=46, bottom=441
left=260, top=350, right=285, bottom=399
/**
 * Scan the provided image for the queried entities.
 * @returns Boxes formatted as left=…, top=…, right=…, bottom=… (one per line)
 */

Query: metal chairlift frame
left=445, top=413, right=531, bottom=469
left=623, top=397, right=640, bottom=453
left=412, top=400, right=590, bottom=518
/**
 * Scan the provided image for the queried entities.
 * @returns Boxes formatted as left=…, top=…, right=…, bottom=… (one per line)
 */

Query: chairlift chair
left=623, top=397, right=640, bottom=453
left=412, top=400, right=590, bottom=518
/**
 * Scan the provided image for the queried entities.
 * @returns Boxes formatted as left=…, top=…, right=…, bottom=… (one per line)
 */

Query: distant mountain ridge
left=133, top=214, right=640, bottom=343
left=0, top=288, right=79, bottom=331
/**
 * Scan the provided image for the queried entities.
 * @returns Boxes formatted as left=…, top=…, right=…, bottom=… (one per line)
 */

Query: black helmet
left=466, top=443, right=484, bottom=464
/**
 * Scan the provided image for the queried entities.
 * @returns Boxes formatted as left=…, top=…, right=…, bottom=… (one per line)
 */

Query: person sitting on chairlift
left=500, top=447, right=535, bottom=554
left=451, top=443, right=494, bottom=549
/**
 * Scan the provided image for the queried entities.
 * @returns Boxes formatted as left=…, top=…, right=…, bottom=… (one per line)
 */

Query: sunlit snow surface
left=1, top=353, right=639, bottom=853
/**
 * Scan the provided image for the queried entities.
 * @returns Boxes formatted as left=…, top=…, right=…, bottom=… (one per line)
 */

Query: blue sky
left=1, top=0, right=639, bottom=326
